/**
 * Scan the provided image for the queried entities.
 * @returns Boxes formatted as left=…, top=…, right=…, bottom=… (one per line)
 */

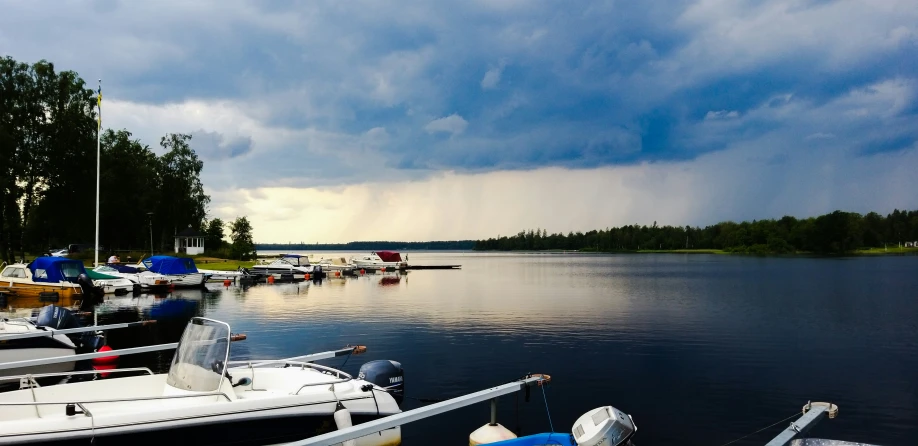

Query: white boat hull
left=0, top=369, right=400, bottom=445
left=163, top=273, right=206, bottom=288
left=0, top=347, right=75, bottom=377
left=351, top=260, right=407, bottom=270
left=92, top=278, right=135, bottom=294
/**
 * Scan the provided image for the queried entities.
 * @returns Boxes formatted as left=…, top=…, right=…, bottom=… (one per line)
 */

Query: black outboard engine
left=358, top=360, right=404, bottom=405
left=37, top=305, right=103, bottom=353
left=76, top=273, right=103, bottom=307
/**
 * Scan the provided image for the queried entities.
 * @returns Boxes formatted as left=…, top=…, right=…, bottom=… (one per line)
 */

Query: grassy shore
left=634, top=249, right=726, bottom=254
left=193, top=259, right=256, bottom=271
left=854, top=246, right=918, bottom=255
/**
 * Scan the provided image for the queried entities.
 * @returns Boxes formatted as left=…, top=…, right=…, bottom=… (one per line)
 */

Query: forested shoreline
left=0, top=56, right=252, bottom=262
left=474, top=209, right=918, bottom=254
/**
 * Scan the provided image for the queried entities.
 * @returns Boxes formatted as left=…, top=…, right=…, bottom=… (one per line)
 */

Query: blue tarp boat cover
left=142, top=256, right=199, bottom=275
left=108, top=264, right=140, bottom=273
left=29, top=257, right=87, bottom=283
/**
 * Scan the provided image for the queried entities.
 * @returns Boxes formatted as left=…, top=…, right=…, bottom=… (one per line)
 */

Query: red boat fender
left=92, top=345, right=119, bottom=365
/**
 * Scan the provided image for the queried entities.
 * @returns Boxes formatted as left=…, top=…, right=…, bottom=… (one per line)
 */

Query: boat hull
left=0, top=284, right=83, bottom=309
left=0, top=412, right=400, bottom=445
left=351, top=261, right=407, bottom=271
left=0, top=346, right=75, bottom=377
left=163, top=273, right=206, bottom=288
left=252, top=266, right=325, bottom=279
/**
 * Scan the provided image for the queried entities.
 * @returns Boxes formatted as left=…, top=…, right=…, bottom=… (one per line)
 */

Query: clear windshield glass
left=60, top=263, right=83, bottom=280
left=166, top=319, right=230, bottom=392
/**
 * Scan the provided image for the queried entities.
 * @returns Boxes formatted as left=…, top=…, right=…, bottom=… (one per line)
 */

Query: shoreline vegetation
left=1, top=56, right=257, bottom=263
left=473, top=209, right=918, bottom=255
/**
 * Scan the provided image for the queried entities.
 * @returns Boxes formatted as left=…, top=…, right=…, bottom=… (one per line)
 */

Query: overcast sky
left=3, top=0, right=917, bottom=242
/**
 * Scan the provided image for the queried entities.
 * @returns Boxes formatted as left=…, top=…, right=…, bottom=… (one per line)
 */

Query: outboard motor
left=76, top=273, right=103, bottom=303
left=36, top=305, right=103, bottom=353
left=358, top=360, right=404, bottom=405
left=37, top=305, right=80, bottom=330
left=571, top=406, right=637, bottom=446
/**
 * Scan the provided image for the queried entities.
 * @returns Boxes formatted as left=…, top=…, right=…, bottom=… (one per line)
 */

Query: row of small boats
left=0, top=256, right=210, bottom=310
left=0, top=250, right=408, bottom=309
left=248, top=251, right=409, bottom=279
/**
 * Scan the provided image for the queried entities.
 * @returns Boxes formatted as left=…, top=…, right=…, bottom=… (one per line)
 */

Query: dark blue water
left=98, top=253, right=918, bottom=445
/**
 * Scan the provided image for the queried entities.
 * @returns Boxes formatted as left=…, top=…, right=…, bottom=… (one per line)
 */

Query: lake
left=97, top=252, right=918, bottom=445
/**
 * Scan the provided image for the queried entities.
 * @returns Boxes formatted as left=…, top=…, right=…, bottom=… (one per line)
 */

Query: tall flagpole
left=94, top=79, right=101, bottom=267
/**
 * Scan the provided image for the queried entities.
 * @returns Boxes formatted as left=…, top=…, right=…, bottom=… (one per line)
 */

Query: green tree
left=156, top=133, right=209, bottom=251
left=204, top=218, right=226, bottom=252
left=229, top=216, right=256, bottom=260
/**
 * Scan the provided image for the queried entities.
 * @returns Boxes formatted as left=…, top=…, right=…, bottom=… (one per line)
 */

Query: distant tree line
left=473, top=209, right=918, bottom=254
left=256, top=240, right=477, bottom=251
left=0, top=56, right=253, bottom=262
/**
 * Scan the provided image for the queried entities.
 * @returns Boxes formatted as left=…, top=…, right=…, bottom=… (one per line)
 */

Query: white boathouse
left=174, top=226, right=205, bottom=255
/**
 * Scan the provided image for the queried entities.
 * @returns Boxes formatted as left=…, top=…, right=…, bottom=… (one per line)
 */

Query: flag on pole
left=97, top=80, right=102, bottom=128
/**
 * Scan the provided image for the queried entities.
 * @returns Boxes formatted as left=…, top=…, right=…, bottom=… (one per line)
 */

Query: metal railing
left=284, top=374, right=551, bottom=446
left=0, top=343, right=178, bottom=372
left=0, top=367, right=154, bottom=384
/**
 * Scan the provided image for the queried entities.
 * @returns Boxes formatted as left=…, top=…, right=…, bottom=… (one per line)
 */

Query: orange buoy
left=305, top=273, right=310, bottom=280
left=360, top=269, right=365, bottom=275
left=335, top=271, right=341, bottom=277
left=267, top=275, right=275, bottom=284
left=223, top=279, right=231, bottom=287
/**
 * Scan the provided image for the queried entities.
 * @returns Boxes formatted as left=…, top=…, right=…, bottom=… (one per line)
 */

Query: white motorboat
left=85, top=269, right=134, bottom=295
left=350, top=251, right=408, bottom=271
left=0, top=319, right=75, bottom=377
left=313, top=256, right=358, bottom=276
left=92, top=264, right=172, bottom=290
left=137, top=256, right=206, bottom=287
left=253, top=254, right=324, bottom=278
left=0, top=317, right=403, bottom=445
left=0, top=306, right=103, bottom=377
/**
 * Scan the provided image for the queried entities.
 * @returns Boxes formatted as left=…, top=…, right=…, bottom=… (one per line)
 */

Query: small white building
left=174, top=226, right=205, bottom=255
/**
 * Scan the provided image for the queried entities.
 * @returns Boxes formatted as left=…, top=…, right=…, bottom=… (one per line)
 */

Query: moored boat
left=350, top=251, right=408, bottom=271
left=137, top=256, right=206, bottom=287
left=253, top=254, right=324, bottom=279
left=0, top=305, right=103, bottom=377
left=92, top=264, right=172, bottom=290
left=85, top=269, right=135, bottom=295
left=0, top=258, right=93, bottom=309
left=313, top=256, right=358, bottom=276
left=0, top=317, right=403, bottom=445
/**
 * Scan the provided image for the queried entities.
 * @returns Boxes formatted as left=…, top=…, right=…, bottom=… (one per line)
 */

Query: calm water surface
left=98, top=252, right=918, bottom=445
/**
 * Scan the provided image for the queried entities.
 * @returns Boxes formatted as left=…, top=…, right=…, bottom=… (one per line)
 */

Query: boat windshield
left=166, top=318, right=230, bottom=392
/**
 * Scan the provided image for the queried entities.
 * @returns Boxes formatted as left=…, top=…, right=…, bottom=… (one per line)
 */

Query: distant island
left=473, top=209, right=918, bottom=255
left=255, top=240, right=476, bottom=251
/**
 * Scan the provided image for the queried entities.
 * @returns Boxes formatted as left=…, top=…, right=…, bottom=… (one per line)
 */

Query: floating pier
left=406, top=265, right=461, bottom=270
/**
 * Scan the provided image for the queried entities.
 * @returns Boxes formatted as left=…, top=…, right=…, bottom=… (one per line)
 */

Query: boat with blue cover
left=0, top=258, right=95, bottom=309
left=136, top=256, right=206, bottom=288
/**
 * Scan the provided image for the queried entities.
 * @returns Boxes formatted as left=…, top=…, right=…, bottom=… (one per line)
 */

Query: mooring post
left=489, top=398, right=498, bottom=426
